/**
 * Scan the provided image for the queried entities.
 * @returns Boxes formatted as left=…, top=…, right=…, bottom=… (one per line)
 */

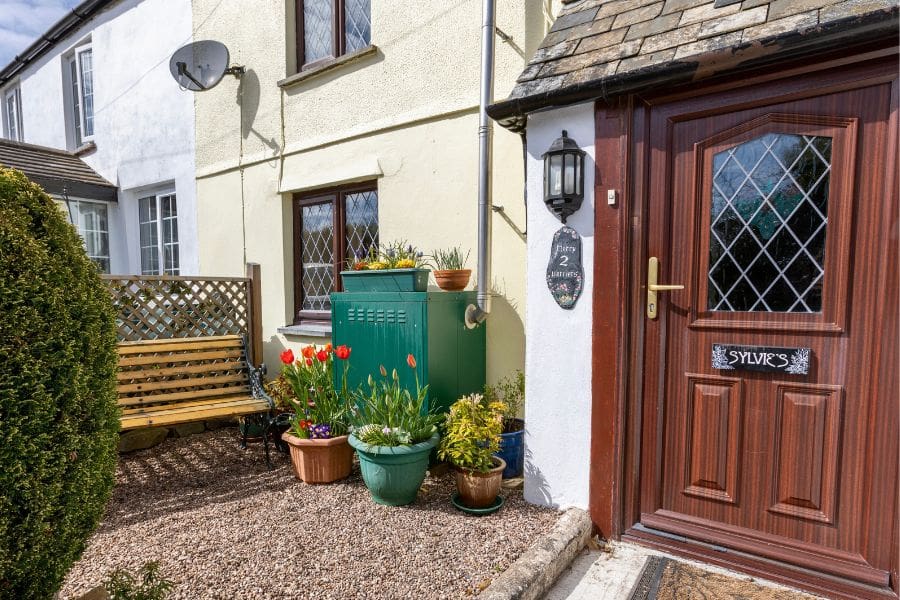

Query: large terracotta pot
left=455, top=457, right=506, bottom=508
left=281, top=432, right=353, bottom=484
left=433, top=269, right=471, bottom=291
left=348, top=433, right=439, bottom=506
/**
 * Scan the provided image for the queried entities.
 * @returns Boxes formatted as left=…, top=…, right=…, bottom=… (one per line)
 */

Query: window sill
left=277, top=322, right=332, bottom=338
left=73, top=141, right=96, bottom=156
left=278, top=45, right=378, bottom=89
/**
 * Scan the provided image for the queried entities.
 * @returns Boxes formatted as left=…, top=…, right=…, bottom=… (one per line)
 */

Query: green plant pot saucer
left=451, top=493, right=505, bottom=516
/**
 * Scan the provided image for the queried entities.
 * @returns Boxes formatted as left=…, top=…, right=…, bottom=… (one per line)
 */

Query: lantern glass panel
left=564, top=153, right=576, bottom=194
left=575, top=154, right=582, bottom=195
left=549, top=154, right=563, bottom=196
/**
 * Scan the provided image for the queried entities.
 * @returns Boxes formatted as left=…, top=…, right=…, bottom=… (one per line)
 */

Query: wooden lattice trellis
left=103, top=275, right=251, bottom=342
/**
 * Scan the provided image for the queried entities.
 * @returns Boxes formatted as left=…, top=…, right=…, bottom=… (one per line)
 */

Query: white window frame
left=139, top=192, right=180, bottom=275
left=66, top=44, right=94, bottom=145
left=3, top=86, right=23, bottom=141
left=60, top=198, right=111, bottom=273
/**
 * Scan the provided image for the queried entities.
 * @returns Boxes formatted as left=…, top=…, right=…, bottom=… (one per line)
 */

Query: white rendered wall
left=11, top=0, right=197, bottom=275
left=524, top=102, right=595, bottom=510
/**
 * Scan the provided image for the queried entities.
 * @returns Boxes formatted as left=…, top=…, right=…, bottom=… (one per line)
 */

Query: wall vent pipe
left=465, top=0, right=496, bottom=329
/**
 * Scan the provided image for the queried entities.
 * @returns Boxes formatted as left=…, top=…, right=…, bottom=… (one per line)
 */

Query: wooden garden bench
left=116, top=334, right=274, bottom=459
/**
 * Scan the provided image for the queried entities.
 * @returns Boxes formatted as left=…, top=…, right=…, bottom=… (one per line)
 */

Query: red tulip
left=407, top=354, right=417, bottom=369
left=324, top=343, right=333, bottom=353
left=280, top=349, right=294, bottom=365
left=335, top=345, right=351, bottom=360
left=305, top=358, right=313, bottom=366
left=301, top=345, right=316, bottom=359
left=316, top=349, right=328, bottom=362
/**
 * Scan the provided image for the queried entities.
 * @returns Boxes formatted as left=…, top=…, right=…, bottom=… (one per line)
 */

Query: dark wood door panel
left=639, top=71, right=898, bottom=591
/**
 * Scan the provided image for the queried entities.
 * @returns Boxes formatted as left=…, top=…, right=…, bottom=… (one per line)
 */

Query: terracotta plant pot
left=281, top=432, right=353, bottom=484
left=433, top=269, right=471, bottom=291
left=454, top=456, right=506, bottom=508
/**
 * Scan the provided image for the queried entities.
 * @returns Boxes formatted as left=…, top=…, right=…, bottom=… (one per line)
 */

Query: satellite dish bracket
left=224, top=65, right=245, bottom=78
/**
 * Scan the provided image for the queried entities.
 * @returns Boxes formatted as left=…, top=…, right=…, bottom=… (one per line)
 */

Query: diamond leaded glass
left=344, top=0, right=371, bottom=53
left=304, top=0, right=333, bottom=64
left=708, top=133, right=832, bottom=312
left=345, top=190, right=378, bottom=261
left=301, top=203, right=335, bottom=311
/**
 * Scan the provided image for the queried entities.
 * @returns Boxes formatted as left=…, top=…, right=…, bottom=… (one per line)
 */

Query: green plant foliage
left=349, top=358, right=440, bottom=446
left=0, top=168, right=120, bottom=599
left=428, top=247, right=470, bottom=271
left=104, top=561, right=174, bottom=600
left=437, top=394, right=506, bottom=473
left=483, top=370, right=525, bottom=432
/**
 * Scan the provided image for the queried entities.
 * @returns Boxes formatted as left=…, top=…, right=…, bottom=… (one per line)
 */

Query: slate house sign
left=547, top=226, right=583, bottom=309
left=712, top=343, right=811, bottom=375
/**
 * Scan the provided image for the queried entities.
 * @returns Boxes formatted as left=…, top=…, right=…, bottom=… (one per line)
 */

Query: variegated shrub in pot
left=438, top=393, right=507, bottom=511
left=484, top=371, right=526, bottom=479
left=279, top=343, right=354, bottom=484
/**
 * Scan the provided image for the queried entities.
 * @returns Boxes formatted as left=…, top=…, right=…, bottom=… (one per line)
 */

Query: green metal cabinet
left=331, top=291, right=486, bottom=415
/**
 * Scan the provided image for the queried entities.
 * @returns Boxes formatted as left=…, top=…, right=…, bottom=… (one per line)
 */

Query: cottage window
left=66, top=45, right=94, bottom=146
left=139, top=192, right=180, bottom=275
left=293, top=183, right=378, bottom=323
left=296, top=0, right=371, bottom=70
left=3, top=86, right=23, bottom=142
left=63, top=199, right=111, bottom=273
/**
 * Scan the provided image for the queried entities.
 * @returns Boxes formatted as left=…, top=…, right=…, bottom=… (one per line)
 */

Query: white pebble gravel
left=60, top=428, right=559, bottom=599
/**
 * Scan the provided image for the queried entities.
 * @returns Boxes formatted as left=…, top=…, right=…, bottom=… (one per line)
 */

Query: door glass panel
left=708, top=133, right=831, bottom=312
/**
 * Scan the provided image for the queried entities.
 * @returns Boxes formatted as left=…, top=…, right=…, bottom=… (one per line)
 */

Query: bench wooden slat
left=118, top=385, right=251, bottom=407
left=120, top=398, right=270, bottom=430
left=117, top=336, right=243, bottom=355
left=119, top=349, right=244, bottom=367
left=117, top=373, right=247, bottom=394
left=121, top=395, right=264, bottom=416
left=117, top=360, right=246, bottom=380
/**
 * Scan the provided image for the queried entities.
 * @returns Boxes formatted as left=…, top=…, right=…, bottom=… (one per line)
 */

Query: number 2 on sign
left=559, top=255, right=569, bottom=266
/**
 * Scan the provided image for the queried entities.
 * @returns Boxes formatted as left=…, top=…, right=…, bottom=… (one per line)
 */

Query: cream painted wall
left=192, top=0, right=561, bottom=385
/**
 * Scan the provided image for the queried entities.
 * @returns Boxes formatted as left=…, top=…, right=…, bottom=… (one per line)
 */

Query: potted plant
left=429, top=247, right=471, bottom=291
left=279, top=343, right=354, bottom=484
left=348, top=354, right=442, bottom=506
left=484, top=371, right=525, bottom=478
left=438, top=393, right=507, bottom=511
left=340, top=241, right=429, bottom=292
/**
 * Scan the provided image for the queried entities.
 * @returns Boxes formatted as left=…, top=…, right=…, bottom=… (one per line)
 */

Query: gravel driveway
left=60, top=428, right=559, bottom=600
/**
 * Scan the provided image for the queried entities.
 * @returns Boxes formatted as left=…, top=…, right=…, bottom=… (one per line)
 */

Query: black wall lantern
left=542, top=130, right=586, bottom=223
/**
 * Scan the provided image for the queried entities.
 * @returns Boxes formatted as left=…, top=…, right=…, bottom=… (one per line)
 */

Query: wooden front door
left=636, top=66, right=898, bottom=597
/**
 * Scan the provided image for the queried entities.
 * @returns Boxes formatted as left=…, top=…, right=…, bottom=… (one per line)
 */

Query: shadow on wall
left=485, top=285, right=525, bottom=383
left=523, top=439, right=553, bottom=507
left=237, top=69, right=280, bottom=154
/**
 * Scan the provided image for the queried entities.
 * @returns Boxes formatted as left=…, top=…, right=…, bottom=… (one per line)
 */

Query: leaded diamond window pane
left=708, top=133, right=832, bottom=313
left=304, top=0, right=333, bottom=64
left=345, top=190, right=378, bottom=262
left=345, top=0, right=371, bottom=53
left=301, top=203, right=334, bottom=311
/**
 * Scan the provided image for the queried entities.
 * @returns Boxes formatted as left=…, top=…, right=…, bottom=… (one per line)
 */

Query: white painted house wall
left=524, top=102, right=595, bottom=510
left=6, top=0, right=196, bottom=275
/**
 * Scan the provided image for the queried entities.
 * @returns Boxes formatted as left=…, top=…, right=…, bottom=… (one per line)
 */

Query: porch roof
left=0, top=139, right=117, bottom=202
left=488, top=0, right=899, bottom=130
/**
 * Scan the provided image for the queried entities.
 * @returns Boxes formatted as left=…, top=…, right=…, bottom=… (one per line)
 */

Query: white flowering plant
left=348, top=354, right=441, bottom=447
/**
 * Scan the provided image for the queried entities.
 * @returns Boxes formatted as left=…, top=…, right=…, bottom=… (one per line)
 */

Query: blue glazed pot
left=349, top=433, right=439, bottom=506
left=495, top=419, right=524, bottom=478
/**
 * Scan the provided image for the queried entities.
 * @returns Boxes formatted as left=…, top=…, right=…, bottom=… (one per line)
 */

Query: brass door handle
left=647, top=257, right=683, bottom=319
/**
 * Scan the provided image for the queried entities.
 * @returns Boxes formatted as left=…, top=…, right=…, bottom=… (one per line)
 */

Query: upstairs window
left=296, top=0, right=371, bottom=69
left=3, top=86, right=23, bottom=141
left=66, top=45, right=94, bottom=146
left=139, top=192, right=180, bottom=275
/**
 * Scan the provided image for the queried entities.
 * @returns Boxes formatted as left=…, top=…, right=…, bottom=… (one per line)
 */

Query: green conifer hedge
left=0, top=167, right=119, bottom=599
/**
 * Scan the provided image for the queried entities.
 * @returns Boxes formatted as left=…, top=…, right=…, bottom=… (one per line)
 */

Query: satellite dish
left=169, top=40, right=242, bottom=91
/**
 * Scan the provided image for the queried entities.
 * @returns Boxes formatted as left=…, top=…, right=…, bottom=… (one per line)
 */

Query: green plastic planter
left=349, top=433, right=439, bottom=506
left=340, top=268, right=429, bottom=292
